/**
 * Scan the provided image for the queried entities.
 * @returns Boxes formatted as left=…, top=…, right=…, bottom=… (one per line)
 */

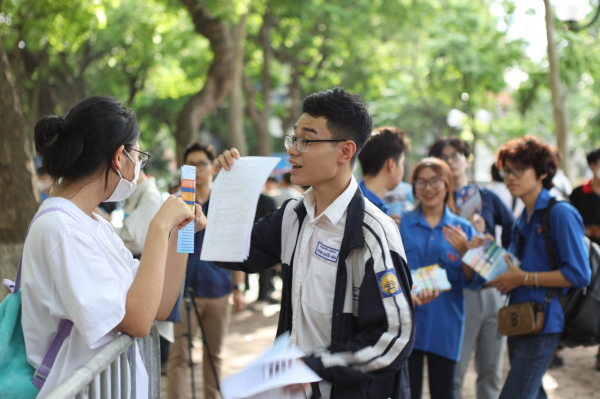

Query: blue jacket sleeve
left=492, top=192, right=515, bottom=249
left=551, top=202, right=591, bottom=288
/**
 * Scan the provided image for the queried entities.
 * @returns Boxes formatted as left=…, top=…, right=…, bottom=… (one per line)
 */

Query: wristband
left=534, top=272, right=539, bottom=289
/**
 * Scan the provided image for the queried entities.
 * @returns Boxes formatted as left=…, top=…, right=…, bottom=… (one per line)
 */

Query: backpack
left=541, top=198, right=600, bottom=347
left=0, top=207, right=75, bottom=398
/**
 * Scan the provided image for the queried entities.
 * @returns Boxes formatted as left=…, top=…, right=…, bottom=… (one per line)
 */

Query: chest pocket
left=302, top=256, right=337, bottom=315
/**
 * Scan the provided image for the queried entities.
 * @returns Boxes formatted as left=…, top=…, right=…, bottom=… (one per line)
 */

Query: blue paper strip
left=177, top=165, right=196, bottom=254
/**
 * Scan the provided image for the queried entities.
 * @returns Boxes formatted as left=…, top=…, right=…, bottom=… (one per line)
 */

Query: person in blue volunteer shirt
left=429, top=137, right=515, bottom=399
left=489, top=137, right=590, bottom=399
left=358, top=126, right=411, bottom=226
left=401, top=158, right=485, bottom=399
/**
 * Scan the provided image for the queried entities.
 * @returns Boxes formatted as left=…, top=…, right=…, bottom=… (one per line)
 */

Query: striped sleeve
left=303, top=208, right=416, bottom=385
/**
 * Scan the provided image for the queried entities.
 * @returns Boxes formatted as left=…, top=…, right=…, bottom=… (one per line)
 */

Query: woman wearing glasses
left=489, top=137, right=589, bottom=399
left=400, top=158, right=484, bottom=399
left=19, top=96, right=206, bottom=397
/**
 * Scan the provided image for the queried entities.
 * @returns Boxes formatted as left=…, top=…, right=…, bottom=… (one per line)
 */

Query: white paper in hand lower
left=221, top=333, right=322, bottom=399
left=200, top=156, right=280, bottom=262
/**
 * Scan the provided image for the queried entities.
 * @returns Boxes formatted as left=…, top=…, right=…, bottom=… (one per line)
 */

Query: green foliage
left=2, top=0, right=600, bottom=182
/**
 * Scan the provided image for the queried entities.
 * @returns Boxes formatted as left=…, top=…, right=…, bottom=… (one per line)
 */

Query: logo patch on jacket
left=376, top=269, right=402, bottom=298
left=447, top=251, right=459, bottom=262
left=537, top=225, right=543, bottom=235
left=315, top=242, right=340, bottom=263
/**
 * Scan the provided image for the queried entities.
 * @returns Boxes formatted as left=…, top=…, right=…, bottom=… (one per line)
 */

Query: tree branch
left=174, top=0, right=234, bottom=164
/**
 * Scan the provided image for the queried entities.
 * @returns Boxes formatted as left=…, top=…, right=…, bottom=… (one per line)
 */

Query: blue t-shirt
left=185, top=200, right=233, bottom=298
left=508, top=188, right=590, bottom=334
left=401, top=206, right=484, bottom=361
left=359, top=180, right=388, bottom=214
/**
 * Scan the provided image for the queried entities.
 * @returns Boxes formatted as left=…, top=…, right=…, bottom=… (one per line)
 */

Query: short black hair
left=34, top=95, right=139, bottom=188
left=587, top=149, right=600, bottom=165
left=429, top=137, right=471, bottom=158
left=183, top=142, right=216, bottom=164
left=302, top=87, right=373, bottom=164
left=359, top=126, right=410, bottom=176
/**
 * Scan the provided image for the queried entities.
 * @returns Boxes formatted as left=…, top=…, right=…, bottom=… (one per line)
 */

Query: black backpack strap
left=541, top=197, right=570, bottom=301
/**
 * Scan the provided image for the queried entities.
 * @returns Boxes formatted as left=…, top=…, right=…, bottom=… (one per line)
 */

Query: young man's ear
left=339, top=141, right=357, bottom=164
left=387, top=158, right=396, bottom=172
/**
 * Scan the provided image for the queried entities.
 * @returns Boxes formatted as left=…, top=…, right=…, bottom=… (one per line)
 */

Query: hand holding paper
left=221, top=333, right=322, bottom=399
left=200, top=156, right=280, bottom=262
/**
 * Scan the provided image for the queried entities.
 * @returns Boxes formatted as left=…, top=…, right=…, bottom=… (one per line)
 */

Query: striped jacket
left=218, top=187, right=415, bottom=398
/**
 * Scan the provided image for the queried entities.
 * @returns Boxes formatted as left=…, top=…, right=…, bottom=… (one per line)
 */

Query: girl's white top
left=21, top=197, right=148, bottom=398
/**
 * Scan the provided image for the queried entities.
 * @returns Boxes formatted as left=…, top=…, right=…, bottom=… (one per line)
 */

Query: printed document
left=221, top=333, right=322, bottom=399
left=200, top=156, right=280, bottom=262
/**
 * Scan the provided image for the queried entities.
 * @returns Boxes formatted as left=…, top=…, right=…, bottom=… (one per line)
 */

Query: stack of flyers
left=411, top=264, right=452, bottom=294
left=462, top=239, right=517, bottom=281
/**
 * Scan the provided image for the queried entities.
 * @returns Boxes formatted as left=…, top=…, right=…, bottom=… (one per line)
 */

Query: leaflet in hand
left=177, top=165, right=196, bottom=253
left=462, top=239, right=509, bottom=281
left=455, top=184, right=482, bottom=219
left=411, top=264, right=451, bottom=294
left=200, top=156, right=280, bottom=262
left=221, top=332, right=322, bottom=399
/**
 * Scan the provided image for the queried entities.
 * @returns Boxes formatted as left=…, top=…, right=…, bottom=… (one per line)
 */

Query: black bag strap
left=541, top=197, right=570, bottom=301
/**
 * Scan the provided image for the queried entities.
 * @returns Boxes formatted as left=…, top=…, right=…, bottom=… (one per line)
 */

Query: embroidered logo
left=447, top=251, right=459, bottom=262
left=376, top=269, right=402, bottom=299
left=353, top=287, right=360, bottom=301
left=315, top=242, right=340, bottom=263
left=537, top=225, right=543, bottom=235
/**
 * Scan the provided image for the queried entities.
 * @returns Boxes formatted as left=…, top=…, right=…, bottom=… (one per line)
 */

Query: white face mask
left=105, top=151, right=141, bottom=202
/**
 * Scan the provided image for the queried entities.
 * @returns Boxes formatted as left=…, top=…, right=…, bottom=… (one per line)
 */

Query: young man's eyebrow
left=293, top=125, right=319, bottom=135
left=302, top=127, right=319, bottom=135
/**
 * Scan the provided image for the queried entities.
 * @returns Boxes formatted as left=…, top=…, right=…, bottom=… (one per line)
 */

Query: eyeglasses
left=284, top=135, right=346, bottom=153
left=440, top=152, right=465, bottom=163
left=126, top=148, right=151, bottom=169
left=186, top=160, right=211, bottom=169
left=414, top=176, right=445, bottom=190
left=500, top=166, right=531, bottom=179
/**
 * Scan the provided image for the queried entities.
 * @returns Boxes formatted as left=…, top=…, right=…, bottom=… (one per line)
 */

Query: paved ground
left=161, top=278, right=600, bottom=399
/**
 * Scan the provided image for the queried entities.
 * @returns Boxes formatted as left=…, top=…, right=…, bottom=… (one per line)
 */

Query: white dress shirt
left=290, top=177, right=358, bottom=399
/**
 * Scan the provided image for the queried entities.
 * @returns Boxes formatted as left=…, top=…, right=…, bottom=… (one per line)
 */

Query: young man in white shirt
left=214, top=87, right=415, bottom=399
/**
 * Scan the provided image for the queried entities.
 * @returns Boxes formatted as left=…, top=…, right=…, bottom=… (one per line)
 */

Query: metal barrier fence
left=43, top=322, right=161, bottom=399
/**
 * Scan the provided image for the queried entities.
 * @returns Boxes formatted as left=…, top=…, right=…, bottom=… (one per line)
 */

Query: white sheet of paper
left=200, top=156, right=280, bottom=262
left=221, top=333, right=322, bottom=399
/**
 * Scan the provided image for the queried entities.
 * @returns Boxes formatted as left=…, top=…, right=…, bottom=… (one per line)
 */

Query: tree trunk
left=227, top=14, right=248, bottom=156
left=282, top=61, right=302, bottom=135
left=243, top=11, right=273, bottom=157
left=0, top=38, right=40, bottom=298
left=544, top=0, right=571, bottom=178
left=175, top=0, right=235, bottom=165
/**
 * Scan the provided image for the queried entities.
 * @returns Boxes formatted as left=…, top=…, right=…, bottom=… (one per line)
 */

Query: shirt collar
left=582, top=179, right=593, bottom=194
left=303, top=176, right=358, bottom=225
left=359, top=180, right=388, bottom=213
left=406, top=205, right=454, bottom=229
left=533, top=187, right=552, bottom=212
